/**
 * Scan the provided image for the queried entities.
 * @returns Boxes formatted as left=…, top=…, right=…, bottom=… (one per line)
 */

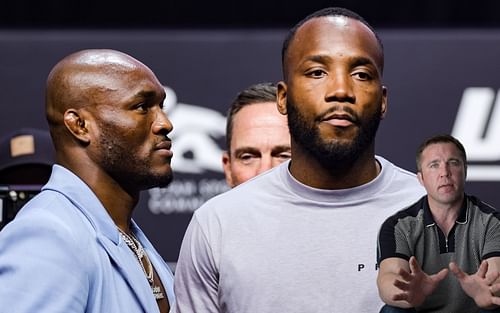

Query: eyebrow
left=233, top=145, right=291, bottom=157
left=271, top=145, right=292, bottom=154
left=304, top=54, right=331, bottom=64
left=134, top=90, right=159, bottom=100
left=351, top=56, right=377, bottom=68
left=304, top=54, right=377, bottom=68
left=233, top=147, right=260, bottom=157
left=427, top=157, right=462, bottom=164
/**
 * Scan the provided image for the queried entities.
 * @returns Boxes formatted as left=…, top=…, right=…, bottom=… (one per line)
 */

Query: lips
left=155, top=140, right=172, bottom=150
left=321, top=112, right=357, bottom=127
left=155, top=140, right=173, bottom=158
left=438, top=183, right=454, bottom=191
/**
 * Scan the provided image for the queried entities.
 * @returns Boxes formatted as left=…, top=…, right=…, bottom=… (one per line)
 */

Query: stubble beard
left=98, top=133, right=173, bottom=191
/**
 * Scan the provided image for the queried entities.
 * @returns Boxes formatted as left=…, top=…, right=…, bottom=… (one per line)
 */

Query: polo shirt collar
left=423, top=194, right=468, bottom=226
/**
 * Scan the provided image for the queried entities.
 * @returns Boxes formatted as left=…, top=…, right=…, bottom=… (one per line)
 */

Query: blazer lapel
left=97, top=233, right=159, bottom=313
left=132, top=224, right=175, bottom=305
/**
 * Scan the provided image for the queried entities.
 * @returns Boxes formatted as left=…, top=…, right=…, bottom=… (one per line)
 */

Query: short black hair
left=416, top=134, right=467, bottom=173
left=225, top=82, right=277, bottom=150
left=281, top=7, right=384, bottom=75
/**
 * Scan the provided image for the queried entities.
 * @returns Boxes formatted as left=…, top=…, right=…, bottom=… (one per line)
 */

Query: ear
left=63, top=109, right=91, bottom=144
left=222, top=151, right=234, bottom=188
left=277, top=81, right=288, bottom=115
left=380, top=85, right=388, bottom=119
left=417, top=171, right=424, bottom=186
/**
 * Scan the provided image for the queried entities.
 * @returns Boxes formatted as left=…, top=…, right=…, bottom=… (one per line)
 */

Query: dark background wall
left=1, top=0, right=500, bottom=29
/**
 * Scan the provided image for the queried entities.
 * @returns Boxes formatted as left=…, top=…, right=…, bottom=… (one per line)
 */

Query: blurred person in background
left=222, top=82, right=291, bottom=187
left=0, top=128, right=55, bottom=231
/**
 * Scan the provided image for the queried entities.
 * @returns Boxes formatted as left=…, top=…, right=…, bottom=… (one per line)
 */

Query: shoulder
left=377, top=156, right=418, bottom=180
left=0, top=190, right=96, bottom=263
left=376, top=156, right=425, bottom=194
left=0, top=192, right=94, bottom=311
left=0, top=203, right=92, bottom=289
left=382, top=196, right=426, bottom=227
left=197, top=164, right=283, bottom=211
left=467, top=195, right=500, bottom=224
left=469, top=195, right=497, bottom=213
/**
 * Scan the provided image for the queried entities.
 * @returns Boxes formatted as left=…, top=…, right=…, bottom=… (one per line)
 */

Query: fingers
left=477, top=260, right=489, bottom=278
left=486, top=271, right=500, bottom=285
left=398, top=268, right=413, bottom=281
left=392, top=292, right=409, bottom=302
left=449, top=262, right=466, bottom=280
left=491, top=296, right=500, bottom=306
left=432, top=268, right=449, bottom=282
left=409, top=256, right=421, bottom=274
left=394, top=279, right=410, bottom=291
left=491, top=283, right=500, bottom=295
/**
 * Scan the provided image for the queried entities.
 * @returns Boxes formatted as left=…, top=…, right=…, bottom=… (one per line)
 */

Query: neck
left=429, top=196, right=464, bottom=236
left=62, top=158, right=139, bottom=233
left=289, top=144, right=380, bottom=189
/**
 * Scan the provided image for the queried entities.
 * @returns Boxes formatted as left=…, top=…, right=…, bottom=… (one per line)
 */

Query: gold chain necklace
left=118, top=228, right=165, bottom=300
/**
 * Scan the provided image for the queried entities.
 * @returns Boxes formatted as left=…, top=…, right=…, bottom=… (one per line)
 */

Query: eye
left=134, top=102, right=148, bottom=113
left=306, top=69, right=327, bottom=79
left=237, top=153, right=259, bottom=165
left=429, top=162, right=439, bottom=169
left=448, top=159, right=461, bottom=167
left=352, top=71, right=372, bottom=81
left=240, top=153, right=253, bottom=161
left=277, top=152, right=291, bottom=160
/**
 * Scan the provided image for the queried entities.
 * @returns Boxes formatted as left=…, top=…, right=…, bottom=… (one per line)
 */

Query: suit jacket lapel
left=132, top=223, right=175, bottom=305
left=97, top=233, right=159, bottom=313
left=43, top=166, right=161, bottom=312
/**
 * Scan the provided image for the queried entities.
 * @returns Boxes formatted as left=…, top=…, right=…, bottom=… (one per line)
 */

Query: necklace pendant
left=152, top=286, right=165, bottom=300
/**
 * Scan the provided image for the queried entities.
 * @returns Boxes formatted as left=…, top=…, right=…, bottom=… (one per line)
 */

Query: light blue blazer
left=0, top=165, right=175, bottom=312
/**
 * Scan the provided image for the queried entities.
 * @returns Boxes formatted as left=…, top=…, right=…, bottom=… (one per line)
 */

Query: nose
left=152, top=109, right=173, bottom=137
left=439, top=164, right=451, bottom=177
left=325, top=71, right=355, bottom=103
left=257, top=156, right=273, bottom=175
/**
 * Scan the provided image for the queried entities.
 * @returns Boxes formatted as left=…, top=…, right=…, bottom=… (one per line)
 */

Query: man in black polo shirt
left=377, top=134, right=500, bottom=313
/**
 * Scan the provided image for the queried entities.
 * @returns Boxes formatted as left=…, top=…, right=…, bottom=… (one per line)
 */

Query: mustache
left=316, top=105, right=359, bottom=124
left=155, top=136, right=172, bottom=149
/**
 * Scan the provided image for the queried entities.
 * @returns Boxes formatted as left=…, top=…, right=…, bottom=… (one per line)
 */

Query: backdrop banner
left=1, top=29, right=499, bottom=262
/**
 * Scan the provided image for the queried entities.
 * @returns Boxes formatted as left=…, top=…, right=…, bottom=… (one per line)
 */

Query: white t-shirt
left=174, top=156, right=426, bottom=313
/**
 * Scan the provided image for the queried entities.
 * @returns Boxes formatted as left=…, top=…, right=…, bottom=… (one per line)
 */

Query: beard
left=286, top=100, right=382, bottom=172
left=97, top=131, right=173, bottom=191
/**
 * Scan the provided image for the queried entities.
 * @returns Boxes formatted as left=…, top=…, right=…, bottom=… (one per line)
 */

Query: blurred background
left=1, top=0, right=500, bottom=266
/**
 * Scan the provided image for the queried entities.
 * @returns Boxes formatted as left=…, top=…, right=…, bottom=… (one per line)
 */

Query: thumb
left=432, top=268, right=449, bottom=282
left=450, top=262, right=466, bottom=280
left=409, top=256, right=422, bottom=274
left=476, top=260, right=489, bottom=278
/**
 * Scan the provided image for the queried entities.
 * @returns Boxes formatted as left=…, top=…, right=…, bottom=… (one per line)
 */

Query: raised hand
left=391, top=256, right=448, bottom=307
left=450, top=260, right=500, bottom=309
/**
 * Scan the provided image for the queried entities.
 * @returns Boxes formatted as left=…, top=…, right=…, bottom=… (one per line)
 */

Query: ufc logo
left=451, top=87, right=500, bottom=181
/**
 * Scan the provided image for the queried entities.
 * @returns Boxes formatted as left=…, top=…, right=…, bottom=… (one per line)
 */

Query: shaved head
left=46, top=49, right=149, bottom=131
left=45, top=49, right=161, bottom=152
left=44, top=48, right=173, bottom=191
